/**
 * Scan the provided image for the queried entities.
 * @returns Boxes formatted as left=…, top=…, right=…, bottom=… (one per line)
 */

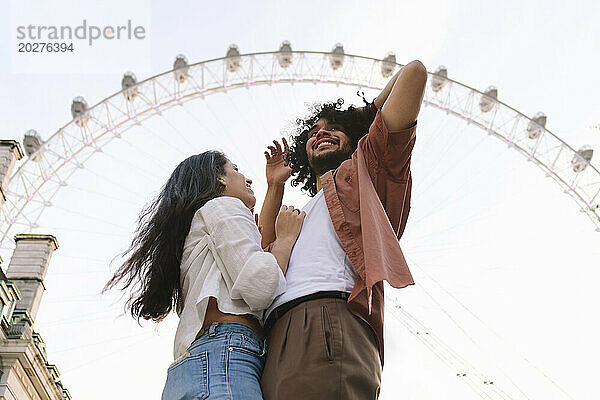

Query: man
left=259, top=60, right=427, bottom=399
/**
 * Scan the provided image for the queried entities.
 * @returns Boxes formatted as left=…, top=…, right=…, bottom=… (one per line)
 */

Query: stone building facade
left=0, top=141, right=70, bottom=399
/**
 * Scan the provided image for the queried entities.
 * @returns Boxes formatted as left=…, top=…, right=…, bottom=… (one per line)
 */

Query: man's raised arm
left=377, top=60, right=427, bottom=131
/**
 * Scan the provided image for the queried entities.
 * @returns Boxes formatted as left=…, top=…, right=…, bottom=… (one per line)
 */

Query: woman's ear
left=217, top=178, right=227, bottom=189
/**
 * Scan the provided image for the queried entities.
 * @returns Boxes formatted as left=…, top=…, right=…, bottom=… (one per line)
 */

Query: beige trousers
left=261, top=297, right=381, bottom=400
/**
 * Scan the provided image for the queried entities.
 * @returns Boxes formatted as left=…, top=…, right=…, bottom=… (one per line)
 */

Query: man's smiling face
left=305, top=117, right=354, bottom=176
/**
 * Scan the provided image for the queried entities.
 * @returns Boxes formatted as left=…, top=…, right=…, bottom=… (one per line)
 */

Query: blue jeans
left=162, top=322, right=267, bottom=400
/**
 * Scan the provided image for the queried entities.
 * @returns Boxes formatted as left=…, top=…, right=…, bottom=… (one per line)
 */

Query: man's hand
left=265, top=138, right=292, bottom=186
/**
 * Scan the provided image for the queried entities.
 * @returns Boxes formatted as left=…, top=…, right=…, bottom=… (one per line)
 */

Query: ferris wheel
left=2, top=43, right=598, bottom=251
left=2, top=42, right=597, bottom=399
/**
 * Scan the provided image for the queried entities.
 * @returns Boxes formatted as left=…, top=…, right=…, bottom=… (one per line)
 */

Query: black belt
left=264, top=291, right=350, bottom=333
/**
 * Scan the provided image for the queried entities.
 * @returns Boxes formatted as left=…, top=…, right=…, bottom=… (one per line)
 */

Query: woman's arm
left=268, top=205, right=305, bottom=275
left=201, top=197, right=286, bottom=310
left=259, top=185, right=285, bottom=249
left=201, top=197, right=303, bottom=311
left=259, top=138, right=291, bottom=249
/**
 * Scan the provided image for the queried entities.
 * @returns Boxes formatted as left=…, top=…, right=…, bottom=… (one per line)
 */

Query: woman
left=105, top=151, right=305, bottom=399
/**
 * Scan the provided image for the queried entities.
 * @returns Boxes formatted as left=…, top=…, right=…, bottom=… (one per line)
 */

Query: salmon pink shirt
left=320, top=109, right=416, bottom=365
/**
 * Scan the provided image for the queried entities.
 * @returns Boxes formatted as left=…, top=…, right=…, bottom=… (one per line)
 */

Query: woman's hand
left=275, top=205, right=305, bottom=244
left=264, top=138, right=292, bottom=186
left=270, top=205, right=305, bottom=274
left=259, top=138, right=290, bottom=248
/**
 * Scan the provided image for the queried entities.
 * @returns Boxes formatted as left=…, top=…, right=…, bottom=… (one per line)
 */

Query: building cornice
left=0, top=140, right=24, bottom=159
left=13, top=234, right=59, bottom=250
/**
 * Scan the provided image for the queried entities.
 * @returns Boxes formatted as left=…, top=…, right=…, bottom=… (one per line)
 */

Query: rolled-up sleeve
left=360, top=109, right=417, bottom=181
left=200, top=196, right=286, bottom=311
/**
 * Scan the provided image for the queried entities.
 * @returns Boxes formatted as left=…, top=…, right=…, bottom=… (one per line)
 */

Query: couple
left=105, top=60, right=427, bottom=399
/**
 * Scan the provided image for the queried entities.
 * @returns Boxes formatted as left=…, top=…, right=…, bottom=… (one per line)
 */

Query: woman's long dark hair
left=104, top=151, right=228, bottom=322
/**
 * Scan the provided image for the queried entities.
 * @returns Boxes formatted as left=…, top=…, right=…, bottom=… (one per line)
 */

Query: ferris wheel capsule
left=431, top=65, right=448, bottom=92
left=23, top=129, right=43, bottom=159
left=277, top=41, right=293, bottom=68
left=381, top=52, right=396, bottom=78
left=479, top=85, right=497, bottom=113
left=226, top=44, right=241, bottom=73
left=571, top=145, right=594, bottom=173
left=173, top=54, right=189, bottom=84
left=121, top=72, right=138, bottom=102
left=329, top=43, right=345, bottom=70
left=71, top=96, right=90, bottom=127
left=526, top=112, right=547, bottom=139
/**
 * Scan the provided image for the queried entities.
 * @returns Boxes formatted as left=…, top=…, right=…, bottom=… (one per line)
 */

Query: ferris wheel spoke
left=408, top=130, right=523, bottom=233
left=412, top=120, right=472, bottom=195
left=176, top=99, right=263, bottom=180
left=33, top=223, right=131, bottom=239
left=387, top=297, right=512, bottom=399
left=95, top=148, right=162, bottom=182
left=403, top=257, right=576, bottom=400
left=405, top=211, right=493, bottom=246
left=63, top=184, right=140, bottom=206
left=75, top=167, right=147, bottom=199
left=153, top=112, right=205, bottom=156
left=42, top=203, right=133, bottom=231
left=415, top=126, right=488, bottom=197
left=199, top=98, right=262, bottom=178
left=60, top=334, right=158, bottom=375
left=410, top=279, right=532, bottom=398
left=121, top=134, right=178, bottom=178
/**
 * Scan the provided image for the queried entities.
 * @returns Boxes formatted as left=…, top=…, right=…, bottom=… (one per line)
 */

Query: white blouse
left=173, top=196, right=286, bottom=359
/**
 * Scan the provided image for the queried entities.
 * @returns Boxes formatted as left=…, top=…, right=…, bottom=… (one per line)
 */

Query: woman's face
left=219, top=160, right=256, bottom=209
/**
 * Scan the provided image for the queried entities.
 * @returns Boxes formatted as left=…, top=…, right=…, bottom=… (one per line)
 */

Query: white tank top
left=265, top=190, right=357, bottom=319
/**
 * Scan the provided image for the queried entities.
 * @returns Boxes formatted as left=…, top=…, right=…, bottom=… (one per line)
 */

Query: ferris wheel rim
left=2, top=49, right=598, bottom=248
left=20, top=50, right=600, bottom=181
left=86, top=50, right=597, bottom=165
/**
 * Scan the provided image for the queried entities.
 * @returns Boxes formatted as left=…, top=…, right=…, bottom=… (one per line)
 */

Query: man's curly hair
left=287, top=97, right=377, bottom=196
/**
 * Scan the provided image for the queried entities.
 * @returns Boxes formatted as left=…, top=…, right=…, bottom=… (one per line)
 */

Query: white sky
left=1, top=1, right=599, bottom=399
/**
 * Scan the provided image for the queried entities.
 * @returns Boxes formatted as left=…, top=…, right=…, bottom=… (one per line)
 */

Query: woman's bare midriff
left=196, top=297, right=263, bottom=340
